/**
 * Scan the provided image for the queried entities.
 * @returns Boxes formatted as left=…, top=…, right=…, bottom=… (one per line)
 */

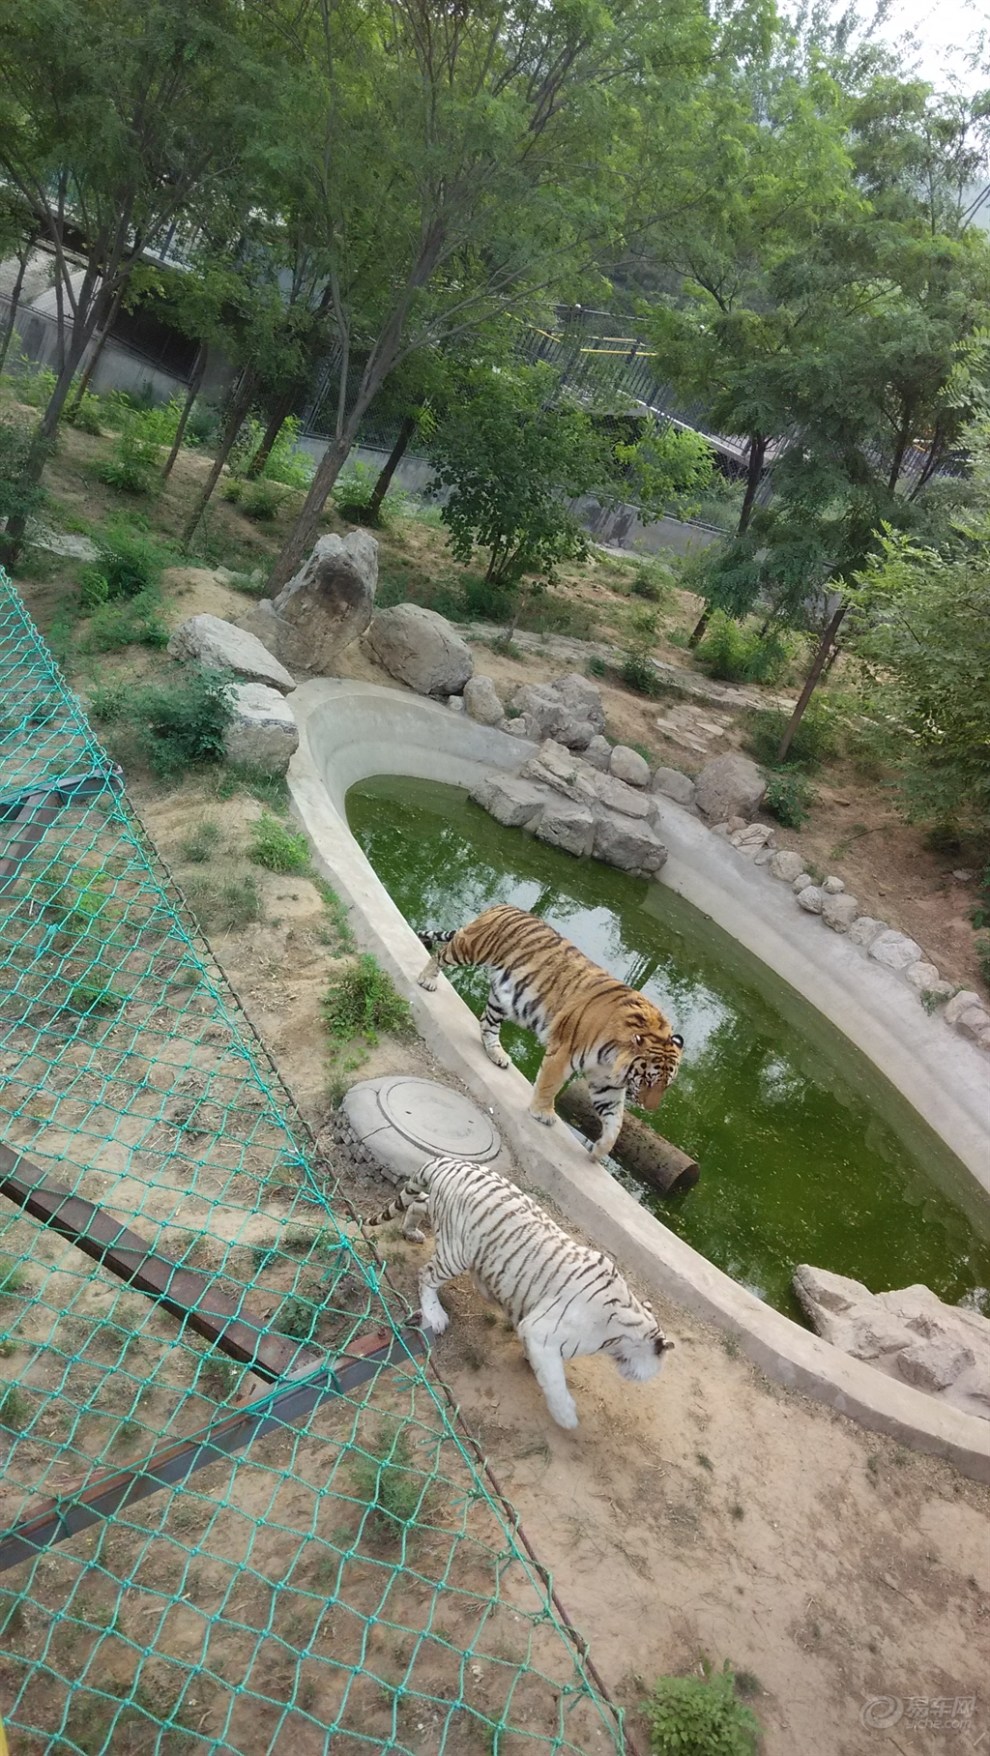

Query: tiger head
left=603, top=1285, right=675, bottom=1383
left=623, top=1024, right=683, bottom=1112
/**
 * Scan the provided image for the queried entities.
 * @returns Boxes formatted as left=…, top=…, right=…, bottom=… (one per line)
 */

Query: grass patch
left=214, top=761, right=290, bottom=813
left=695, top=612, right=792, bottom=686
left=185, top=873, right=263, bottom=933
left=745, top=702, right=839, bottom=771
left=762, top=768, right=816, bottom=829
left=314, top=878, right=356, bottom=952
left=250, top=813, right=310, bottom=875
left=351, top=1426, right=430, bottom=1537
left=79, top=589, right=168, bottom=653
left=0, top=1384, right=31, bottom=1431
left=91, top=665, right=234, bottom=780
left=179, top=819, right=222, bottom=864
left=0, top=1255, right=28, bottom=1302
left=322, top=954, right=414, bottom=1047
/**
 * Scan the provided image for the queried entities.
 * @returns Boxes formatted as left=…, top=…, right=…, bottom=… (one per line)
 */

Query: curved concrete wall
left=289, top=677, right=990, bottom=1480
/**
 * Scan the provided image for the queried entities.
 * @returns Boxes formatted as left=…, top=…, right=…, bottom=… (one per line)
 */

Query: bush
left=696, top=613, right=791, bottom=685
left=745, top=702, right=839, bottom=770
left=587, top=655, right=607, bottom=678
left=645, top=1664, right=760, bottom=1756
left=250, top=814, right=310, bottom=874
left=80, top=590, right=168, bottom=653
left=630, top=560, right=672, bottom=602
left=350, top=1427, right=428, bottom=1535
left=322, top=954, right=414, bottom=1045
left=763, top=768, right=815, bottom=828
left=98, top=666, right=234, bottom=778
left=66, top=391, right=106, bottom=435
left=0, top=416, right=47, bottom=531
left=10, top=356, right=56, bottom=409
left=240, top=479, right=283, bottom=522
left=81, top=524, right=169, bottom=604
left=97, top=420, right=159, bottom=494
left=620, top=653, right=663, bottom=695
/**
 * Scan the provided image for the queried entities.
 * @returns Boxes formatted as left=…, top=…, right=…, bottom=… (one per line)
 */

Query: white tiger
left=364, top=1154, right=673, bottom=1429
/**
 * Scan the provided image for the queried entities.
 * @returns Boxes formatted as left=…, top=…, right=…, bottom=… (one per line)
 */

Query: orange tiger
left=418, top=903, right=683, bottom=1160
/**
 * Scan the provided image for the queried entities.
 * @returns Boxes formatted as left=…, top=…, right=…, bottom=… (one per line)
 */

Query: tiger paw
left=549, top=1398, right=579, bottom=1430
left=421, top=1300, right=449, bottom=1336
left=418, top=974, right=439, bottom=992
left=403, top=1227, right=426, bottom=1244
left=528, top=1107, right=557, bottom=1128
left=484, top=1045, right=511, bottom=1069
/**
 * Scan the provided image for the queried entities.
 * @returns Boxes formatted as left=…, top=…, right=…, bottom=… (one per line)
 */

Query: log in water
left=556, top=1083, right=699, bottom=1197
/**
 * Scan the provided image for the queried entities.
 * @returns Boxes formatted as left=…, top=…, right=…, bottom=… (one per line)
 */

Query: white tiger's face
left=605, top=1306, right=674, bottom=1383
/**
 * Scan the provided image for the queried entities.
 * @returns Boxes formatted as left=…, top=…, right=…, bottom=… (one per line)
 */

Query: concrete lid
left=341, top=1075, right=501, bottom=1184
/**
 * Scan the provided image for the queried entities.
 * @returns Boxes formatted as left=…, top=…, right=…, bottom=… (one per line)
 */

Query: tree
left=0, top=0, right=265, bottom=561
left=847, top=416, right=990, bottom=840
left=258, top=0, right=715, bottom=595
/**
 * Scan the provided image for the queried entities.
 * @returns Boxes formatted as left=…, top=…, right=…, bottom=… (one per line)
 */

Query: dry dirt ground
left=5, top=421, right=989, bottom=1753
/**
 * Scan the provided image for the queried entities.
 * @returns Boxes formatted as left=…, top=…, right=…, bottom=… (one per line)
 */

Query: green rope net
left=0, top=569, right=624, bottom=1755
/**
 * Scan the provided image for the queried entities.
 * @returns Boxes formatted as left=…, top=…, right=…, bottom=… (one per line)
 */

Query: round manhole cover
left=377, top=1077, right=500, bottom=1160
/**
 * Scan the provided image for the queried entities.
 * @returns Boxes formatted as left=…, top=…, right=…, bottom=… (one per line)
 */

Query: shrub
left=79, top=590, right=168, bottom=653
left=250, top=814, right=310, bottom=874
left=100, top=666, right=234, bottom=778
left=630, top=560, right=671, bottom=602
left=322, top=954, right=414, bottom=1045
left=10, top=356, right=57, bottom=408
left=745, top=702, right=839, bottom=770
left=645, top=1663, right=760, bottom=1756
left=97, top=419, right=159, bottom=494
left=66, top=391, right=106, bottom=435
left=222, top=477, right=244, bottom=504
left=186, top=873, right=262, bottom=932
left=587, top=655, right=607, bottom=678
left=977, top=935, right=990, bottom=987
left=350, top=1427, right=428, bottom=1534
left=83, top=523, right=169, bottom=603
left=620, top=653, right=663, bottom=696
left=763, top=768, right=815, bottom=828
left=333, top=460, right=381, bottom=523
left=696, top=613, right=791, bottom=686
left=240, top=479, right=283, bottom=522
left=257, top=416, right=313, bottom=489
left=179, top=819, right=222, bottom=864
left=0, top=416, right=47, bottom=530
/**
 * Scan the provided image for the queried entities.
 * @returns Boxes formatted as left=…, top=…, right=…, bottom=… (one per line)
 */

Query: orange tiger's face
left=625, top=1030, right=683, bottom=1111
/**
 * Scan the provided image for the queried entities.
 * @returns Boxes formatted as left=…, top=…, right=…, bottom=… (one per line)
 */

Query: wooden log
left=0, top=1142, right=324, bottom=1380
left=556, top=1083, right=699, bottom=1196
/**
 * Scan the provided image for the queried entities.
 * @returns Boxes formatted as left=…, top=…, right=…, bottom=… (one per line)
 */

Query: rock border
left=288, top=678, right=990, bottom=1481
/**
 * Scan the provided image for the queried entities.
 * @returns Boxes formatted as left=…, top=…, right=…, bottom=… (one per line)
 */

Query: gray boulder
left=904, top=962, right=953, bottom=1000
left=534, top=799, right=596, bottom=857
left=470, top=774, right=546, bottom=829
left=944, top=990, right=990, bottom=1041
left=797, top=884, right=825, bottom=914
left=223, top=683, right=299, bottom=776
left=593, top=812, right=668, bottom=876
left=521, top=739, right=590, bottom=802
left=366, top=603, right=473, bottom=698
left=462, top=675, right=504, bottom=726
left=695, top=752, right=766, bottom=824
left=848, top=915, right=887, bottom=949
left=168, top=614, right=294, bottom=694
left=593, top=774, right=652, bottom=820
left=868, top=929, right=924, bottom=971
left=508, top=674, right=604, bottom=750
left=269, top=530, right=378, bottom=671
left=793, top=1265, right=990, bottom=1422
left=556, top=672, right=606, bottom=733
left=792, top=873, right=814, bottom=893
left=609, top=745, right=650, bottom=788
left=770, top=850, right=805, bottom=883
left=651, top=766, right=696, bottom=808
left=822, top=876, right=845, bottom=895
left=822, top=893, right=860, bottom=933
left=583, top=735, right=613, bottom=772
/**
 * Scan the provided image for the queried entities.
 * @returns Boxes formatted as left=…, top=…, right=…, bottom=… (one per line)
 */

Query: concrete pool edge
left=289, top=678, right=990, bottom=1482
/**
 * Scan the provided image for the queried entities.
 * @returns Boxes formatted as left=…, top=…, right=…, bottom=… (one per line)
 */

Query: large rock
left=609, top=745, right=650, bottom=788
left=848, top=915, right=887, bottom=949
left=521, top=739, right=591, bottom=802
left=462, top=675, right=504, bottom=726
left=944, top=989, right=990, bottom=1041
left=534, top=799, right=595, bottom=857
left=695, top=753, right=766, bottom=824
left=583, top=735, right=612, bottom=772
left=868, top=929, right=924, bottom=971
left=651, top=766, right=697, bottom=809
left=797, top=884, right=825, bottom=914
left=770, top=850, right=805, bottom=883
left=366, top=603, right=473, bottom=698
left=269, top=531, right=378, bottom=670
left=593, top=812, right=667, bottom=876
left=793, top=1266, right=990, bottom=1422
left=223, top=683, right=299, bottom=776
left=822, top=893, right=860, bottom=933
left=470, top=774, right=545, bottom=829
left=168, top=614, right=294, bottom=694
left=592, top=774, right=652, bottom=819
left=509, top=674, right=604, bottom=750
left=904, top=962, right=953, bottom=1000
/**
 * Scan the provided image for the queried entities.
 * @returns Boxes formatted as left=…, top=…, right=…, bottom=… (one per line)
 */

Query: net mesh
left=0, top=568, right=624, bottom=1755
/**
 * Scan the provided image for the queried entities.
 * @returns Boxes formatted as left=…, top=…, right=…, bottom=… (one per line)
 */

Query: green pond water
left=347, top=775, right=990, bottom=1320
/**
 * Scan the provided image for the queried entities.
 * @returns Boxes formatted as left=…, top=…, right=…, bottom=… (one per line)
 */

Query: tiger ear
left=671, top=1034, right=684, bottom=1049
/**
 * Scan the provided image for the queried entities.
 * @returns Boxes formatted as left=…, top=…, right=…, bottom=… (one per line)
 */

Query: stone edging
left=287, top=677, right=989, bottom=1481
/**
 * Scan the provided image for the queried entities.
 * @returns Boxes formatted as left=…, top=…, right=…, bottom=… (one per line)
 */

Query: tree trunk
left=688, top=604, right=711, bottom=648
left=0, top=328, right=91, bottom=566
left=737, top=434, right=766, bottom=538
left=162, top=343, right=208, bottom=480
left=776, top=602, right=847, bottom=764
left=181, top=369, right=256, bottom=548
left=245, top=387, right=298, bottom=479
left=65, top=284, right=126, bottom=417
left=365, top=415, right=417, bottom=522
left=263, top=425, right=360, bottom=596
left=0, top=240, right=33, bottom=373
